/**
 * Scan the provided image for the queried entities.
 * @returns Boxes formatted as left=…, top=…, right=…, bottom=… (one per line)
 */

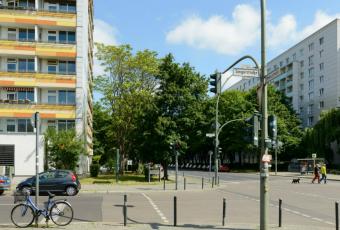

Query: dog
left=291, top=178, right=300, bottom=184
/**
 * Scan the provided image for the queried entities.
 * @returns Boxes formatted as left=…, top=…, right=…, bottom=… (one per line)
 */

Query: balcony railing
left=0, top=5, right=76, bottom=14
left=1, top=38, right=76, bottom=45
left=3, top=70, right=76, bottom=76
left=0, top=99, right=76, bottom=106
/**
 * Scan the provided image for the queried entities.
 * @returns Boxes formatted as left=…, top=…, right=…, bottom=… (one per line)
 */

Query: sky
left=93, top=0, right=340, bottom=89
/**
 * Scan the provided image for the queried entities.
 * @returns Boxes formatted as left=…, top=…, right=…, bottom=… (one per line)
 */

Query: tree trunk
left=162, top=161, right=168, bottom=180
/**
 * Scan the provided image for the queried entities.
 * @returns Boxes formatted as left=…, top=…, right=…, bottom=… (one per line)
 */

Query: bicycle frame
left=24, top=195, right=51, bottom=218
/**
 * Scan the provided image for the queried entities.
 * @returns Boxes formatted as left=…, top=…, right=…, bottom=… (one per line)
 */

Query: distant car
left=0, top=175, right=11, bottom=195
left=16, top=170, right=81, bottom=196
left=219, top=164, right=230, bottom=172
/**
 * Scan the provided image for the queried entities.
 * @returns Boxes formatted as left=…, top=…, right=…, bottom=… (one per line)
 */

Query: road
left=0, top=171, right=338, bottom=229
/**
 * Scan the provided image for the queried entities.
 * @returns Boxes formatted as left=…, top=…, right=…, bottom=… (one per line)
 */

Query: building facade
left=0, top=0, right=93, bottom=176
left=228, top=19, right=340, bottom=128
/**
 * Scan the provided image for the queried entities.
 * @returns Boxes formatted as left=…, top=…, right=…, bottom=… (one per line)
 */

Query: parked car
left=219, top=164, right=230, bottom=172
left=0, top=175, right=11, bottom=195
left=16, top=170, right=81, bottom=196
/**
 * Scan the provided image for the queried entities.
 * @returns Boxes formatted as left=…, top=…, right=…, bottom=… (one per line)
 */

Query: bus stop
left=288, top=158, right=326, bottom=174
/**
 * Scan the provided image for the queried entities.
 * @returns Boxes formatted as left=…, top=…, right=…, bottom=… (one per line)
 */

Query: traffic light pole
left=260, top=0, right=269, bottom=229
left=214, top=95, right=220, bottom=185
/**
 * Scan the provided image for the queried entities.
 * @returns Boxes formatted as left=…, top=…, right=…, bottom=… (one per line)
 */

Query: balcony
left=0, top=40, right=76, bottom=58
left=0, top=6, right=76, bottom=28
left=0, top=102, right=75, bottom=119
left=0, top=71, right=76, bottom=88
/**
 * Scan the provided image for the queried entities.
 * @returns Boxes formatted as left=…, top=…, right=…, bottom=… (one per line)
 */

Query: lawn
left=80, top=173, right=170, bottom=185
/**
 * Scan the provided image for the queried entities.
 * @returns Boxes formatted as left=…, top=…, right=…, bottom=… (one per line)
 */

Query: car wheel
left=0, top=190, right=4, bottom=195
left=65, top=186, right=77, bottom=196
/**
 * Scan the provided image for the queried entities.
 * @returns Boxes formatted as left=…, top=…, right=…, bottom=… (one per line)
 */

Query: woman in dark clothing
left=312, top=165, right=320, bottom=184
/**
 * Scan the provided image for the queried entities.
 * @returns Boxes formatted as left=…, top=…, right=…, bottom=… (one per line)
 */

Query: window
left=47, top=90, right=57, bottom=104
left=18, top=0, right=35, bottom=8
left=300, top=48, right=304, bottom=56
left=19, top=59, right=35, bottom=72
left=58, top=120, right=67, bottom=131
left=18, top=89, right=34, bottom=101
left=319, top=101, right=324, bottom=109
left=308, top=80, right=314, bottom=90
left=286, top=57, right=290, bottom=64
left=308, top=68, right=314, bottom=78
left=59, top=1, right=76, bottom=12
left=280, top=61, right=283, bottom=67
left=59, top=31, right=76, bottom=43
left=47, top=60, right=57, bottom=73
left=308, top=104, right=314, bottom=115
left=47, top=120, right=56, bottom=130
left=8, top=28, right=16, bottom=40
left=308, top=43, right=314, bottom=52
left=308, top=55, right=314, bottom=66
left=47, top=31, right=57, bottom=42
left=7, top=119, right=16, bottom=132
left=319, top=37, right=324, bottom=45
left=274, top=65, right=278, bottom=70
left=308, top=92, right=314, bottom=101
left=19, top=29, right=34, bottom=41
left=7, top=91, right=17, bottom=100
left=319, top=50, right=324, bottom=58
left=300, top=60, right=304, bottom=68
left=7, top=59, right=17, bottom=72
left=299, top=107, right=303, bottom=114
left=58, top=61, right=76, bottom=74
left=58, top=90, right=75, bottom=104
left=67, top=91, right=75, bottom=104
left=300, top=72, right=304, bottom=79
left=320, top=75, right=324, bottom=84
left=18, top=119, right=27, bottom=132
left=319, top=88, right=324, bottom=96
left=319, top=63, right=324, bottom=71
left=48, top=3, right=57, bottom=12
left=58, top=90, right=67, bottom=104
left=300, top=84, right=304, bottom=91
left=300, top=95, right=304, bottom=101
left=308, top=117, right=314, bottom=126
left=293, top=53, right=296, bottom=61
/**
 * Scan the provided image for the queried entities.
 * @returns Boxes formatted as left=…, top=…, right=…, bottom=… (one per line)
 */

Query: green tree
left=45, top=129, right=84, bottom=170
left=94, top=43, right=159, bottom=173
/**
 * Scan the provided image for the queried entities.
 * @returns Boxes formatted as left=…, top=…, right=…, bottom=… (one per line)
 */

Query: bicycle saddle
left=47, top=191, right=55, bottom=199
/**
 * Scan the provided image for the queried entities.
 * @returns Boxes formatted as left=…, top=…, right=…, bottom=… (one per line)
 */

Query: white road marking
left=142, top=193, right=169, bottom=224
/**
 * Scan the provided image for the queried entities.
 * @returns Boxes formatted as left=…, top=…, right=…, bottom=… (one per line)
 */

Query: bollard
left=163, top=178, right=166, bottom=190
left=202, top=177, right=204, bottom=190
left=212, top=177, right=214, bottom=188
left=184, top=177, right=186, bottom=190
left=222, top=198, right=226, bottom=226
left=279, top=199, right=282, bottom=227
left=174, top=196, right=177, bottom=226
left=218, top=176, right=220, bottom=185
left=183, top=171, right=184, bottom=177
left=124, top=194, right=127, bottom=226
left=336, top=202, right=339, bottom=230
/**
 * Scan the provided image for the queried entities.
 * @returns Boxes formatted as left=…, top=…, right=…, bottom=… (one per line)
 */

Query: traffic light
left=209, top=72, right=221, bottom=94
left=244, top=114, right=259, bottom=146
left=218, top=147, right=222, bottom=156
left=268, top=115, right=277, bottom=141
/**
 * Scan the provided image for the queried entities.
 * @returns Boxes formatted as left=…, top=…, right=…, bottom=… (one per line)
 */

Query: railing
left=0, top=99, right=76, bottom=106
left=0, top=5, right=76, bottom=14
left=0, top=38, right=76, bottom=45
left=1, top=70, right=76, bottom=75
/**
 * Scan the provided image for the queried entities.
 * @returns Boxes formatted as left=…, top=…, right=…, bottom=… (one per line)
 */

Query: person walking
left=312, top=164, right=320, bottom=184
left=320, top=164, right=327, bottom=184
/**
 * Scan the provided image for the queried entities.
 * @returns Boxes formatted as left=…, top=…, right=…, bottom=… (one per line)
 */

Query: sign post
left=312, top=153, right=317, bottom=167
left=31, top=112, right=40, bottom=226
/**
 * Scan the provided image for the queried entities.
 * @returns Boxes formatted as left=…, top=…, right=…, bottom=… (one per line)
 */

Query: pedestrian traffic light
left=244, top=114, right=259, bottom=146
left=268, top=115, right=277, bottom=141
left=209, top=72, right=221, bottom=95
left=218, top=147, right=222, bottom=156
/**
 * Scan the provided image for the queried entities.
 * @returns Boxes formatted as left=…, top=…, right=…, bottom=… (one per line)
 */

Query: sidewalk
left=270, top=171, right=340, bottom=181
left=0, top=222, right=333, bottom=230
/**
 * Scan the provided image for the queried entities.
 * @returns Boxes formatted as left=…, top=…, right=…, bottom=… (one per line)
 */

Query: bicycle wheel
left=49, top=201, right=73, bottom=226
left=11, top=204, right=35, bottom=228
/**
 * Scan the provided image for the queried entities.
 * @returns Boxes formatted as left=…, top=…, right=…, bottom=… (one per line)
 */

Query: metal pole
left=163, top=177, right=166, bottom=190
left=218, top=176, right=220, bottom=185
left=116, top=149, right=119, bottom=183
left=124, top=194, right=127, bottom=226
left=222, top=198, right=226, bottom=226
left=35, top=112, right=39, bottom=226
left=336, top=202, right=339, bottom=230
left=260, top=1, right=269, bottom=229
left=175, top=152, right=178, bottom=190
left=214, top=96, right=220, bottom=185
left=275, top=140, right=278, bottom=176
left=212, top=177, right=214, bottom=188
left=174, top=196, right=177, bottom=226
left=279, top=199, right=282, bottom=227
left=209, top=151, right=212, bottom=177
left=202, top=177, right=204, bottom=190
left=148, top=163, right=151, bottom=183
left=184, top=177, right=186, bottom=190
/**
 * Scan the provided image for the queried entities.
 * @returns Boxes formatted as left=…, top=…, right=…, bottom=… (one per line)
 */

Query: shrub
left=90, top=164, right=100, bottom=177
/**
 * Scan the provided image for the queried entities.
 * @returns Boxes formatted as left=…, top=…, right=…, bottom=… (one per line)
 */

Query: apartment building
left=0, top=0, right=93, bottom=176
left=227, top=19, right=340, bottom=128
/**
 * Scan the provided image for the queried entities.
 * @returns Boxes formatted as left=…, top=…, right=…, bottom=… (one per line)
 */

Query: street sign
left=127, top=160, right=132, bottom=166
left=312, top=153, right=317, bottom=159
left=262, top=154, right=272, bottom=163
left=206, top=133, right=215, bottom=137
left=233, top=67, right=259, bottom=78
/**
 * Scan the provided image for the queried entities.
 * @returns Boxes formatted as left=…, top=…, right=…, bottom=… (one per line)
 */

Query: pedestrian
left=312, top=164, right=320, bottom=184
left=319, top=163, right=327, bottom=184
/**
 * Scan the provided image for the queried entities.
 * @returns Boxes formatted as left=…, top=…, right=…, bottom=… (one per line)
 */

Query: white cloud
left=166, top=4, right=260, bottom=55
left=93, top=19, right=118, bottom=76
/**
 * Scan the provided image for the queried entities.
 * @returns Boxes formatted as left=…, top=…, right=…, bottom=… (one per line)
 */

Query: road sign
left=127, top=160, right=132, bottom=166
left=312, top=153, right=317, bottom=159
left=233, top=67, right=259, bottom=78
left=206, top=133, right=215, bottom=137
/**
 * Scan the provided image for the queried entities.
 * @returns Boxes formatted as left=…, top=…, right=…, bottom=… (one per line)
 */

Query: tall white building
left=228, top=19, right=340, bottom=127
left=0, top=0, right=93, bottom=176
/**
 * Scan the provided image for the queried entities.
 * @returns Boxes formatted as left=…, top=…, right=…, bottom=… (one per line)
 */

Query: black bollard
left=124, top=194, right=127, bottom=226
left=184, top=177, right=186, bottom=190
left=218, top=176, right=220, bottom=185
left=279, top=199, right=282, bottom=227
left=174, top=196, right=177, bottom=226
left=222, top=198, right=226, bottom=226
left=212, top=177, right=214, bottom=188
left=202, top=177, right=204, bottom=190
left=336, top=202, right=339, bottom=230
left=163, top=177, right=166, bottom=190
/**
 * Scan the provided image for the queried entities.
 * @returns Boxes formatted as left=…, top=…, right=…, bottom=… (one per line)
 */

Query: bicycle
left=11, top=190, right=74, bottom=228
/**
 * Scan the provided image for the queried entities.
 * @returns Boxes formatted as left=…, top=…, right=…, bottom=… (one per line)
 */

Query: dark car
left=0, top=175, right=11, bottom=195
left=219, top=164, right=230, bottom=172
left=16, top=170, right=81, bottom=196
